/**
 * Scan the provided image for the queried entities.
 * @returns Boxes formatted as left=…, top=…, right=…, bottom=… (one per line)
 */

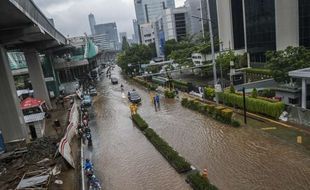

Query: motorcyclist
left=120, top=84, right=124, bottom=91
left=84, top=159, right=93, bottom=170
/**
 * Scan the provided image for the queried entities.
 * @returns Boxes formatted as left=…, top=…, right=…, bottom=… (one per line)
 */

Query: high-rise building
left=217, top=0, right=300, bottom=64
left=94, top=22, right=119, bottom=50
left=134, top=0, right=175, bottom=23
left=140, top=23, right=155, bottom=45
left=187, top=0, right=218, bottom=40
left=134, top=0, right=175, bottom=45
left=133, top=19, right=140, bottom=44
left=119, top=32, right=127, bottom=42
left=154, top=7, right=190, bottom=56
left=91, top=34, right=112, bottom=50
left=88, top=13, right=96, bottom=35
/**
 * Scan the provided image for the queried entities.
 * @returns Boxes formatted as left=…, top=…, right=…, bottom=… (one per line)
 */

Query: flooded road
left=86, top=66, right=310, bottom=190
left=84, top=68, right=191, bottom=190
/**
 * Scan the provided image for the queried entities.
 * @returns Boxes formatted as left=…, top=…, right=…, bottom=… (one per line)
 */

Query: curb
left=80, top=138, right=85, bottom=190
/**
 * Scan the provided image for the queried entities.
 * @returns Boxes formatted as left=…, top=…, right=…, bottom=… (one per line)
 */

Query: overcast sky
left=33, top=0, right=185, bottom=38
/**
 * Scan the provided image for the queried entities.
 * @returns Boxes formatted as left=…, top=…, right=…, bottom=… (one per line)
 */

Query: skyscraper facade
left=217, top=0, right=300, bottom=64
left=134, top=0, right=175, bottom=45
left=88, top=13, right=96, bottom=35
left=132, top=19, right=140, bottom=44
left=94, top=22, right=119, bottom=50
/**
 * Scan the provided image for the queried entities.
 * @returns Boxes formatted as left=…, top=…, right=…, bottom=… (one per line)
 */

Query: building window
left=289, top=97, right=299, bottom=105
left=231, top=0, right=245, bottom=50
left=245, top=0, right=276, bottom=53
left=299, top=0, right=310, bottom=48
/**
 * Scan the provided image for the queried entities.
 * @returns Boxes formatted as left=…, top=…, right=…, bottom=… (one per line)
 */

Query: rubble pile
left=0, top=137, right=65, bottom=189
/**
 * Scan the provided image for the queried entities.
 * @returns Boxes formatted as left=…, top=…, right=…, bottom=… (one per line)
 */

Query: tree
left=121, top=36, right=130, bottom=51
left=266, top=46, right=310, bottom=83
left=251, top=88, right=258, bottom=98
left=148, top=42, right=157, bottom=58
left=117, top=44, right=153, bottom=74
left=216, top=50, right=236, bottom=75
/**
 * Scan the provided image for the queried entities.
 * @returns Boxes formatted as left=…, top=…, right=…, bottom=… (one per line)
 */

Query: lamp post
left=205, top=0, right=219, bottom=104
left=194, top=0, right=218, bottom=103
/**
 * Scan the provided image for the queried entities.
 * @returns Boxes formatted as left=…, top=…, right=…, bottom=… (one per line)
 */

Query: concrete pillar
left=275, top=0, right=299, bottom=50
left=0, top=46, right=27, bottom=142
left=216, top=0, right=234, bottom=50
left=24, top=49, right=52, bottom=108
left=302, top=78, right=307, bottom=109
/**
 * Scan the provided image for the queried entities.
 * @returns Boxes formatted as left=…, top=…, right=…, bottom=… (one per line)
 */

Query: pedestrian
left=153, top=96, right=157, bottom=111
left=155, top=94, right=160, bottom=108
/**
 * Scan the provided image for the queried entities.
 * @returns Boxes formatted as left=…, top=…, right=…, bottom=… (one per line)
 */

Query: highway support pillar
left=0, top=46, right=27, bottom=142
left=24, top=49, right=52, bottom=108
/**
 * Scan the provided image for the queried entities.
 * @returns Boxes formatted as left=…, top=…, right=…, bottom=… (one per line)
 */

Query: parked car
left=81, top=95, right=92, bottom=107
left=111, top=77, right=118, bottom=84
left=89, top=88, right=97, bottom=96
left=128, top=90, right=141, bottom=103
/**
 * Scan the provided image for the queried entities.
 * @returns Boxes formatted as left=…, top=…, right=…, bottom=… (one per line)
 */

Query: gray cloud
left=33, top=0, right=185, bottom=38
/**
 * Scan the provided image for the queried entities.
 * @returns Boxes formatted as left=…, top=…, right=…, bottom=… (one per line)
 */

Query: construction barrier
left=58, top=102, right=79, bottom=168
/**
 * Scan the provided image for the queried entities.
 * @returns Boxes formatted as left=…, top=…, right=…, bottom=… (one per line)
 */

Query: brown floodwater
left=85, top=66, right=310, bottom=190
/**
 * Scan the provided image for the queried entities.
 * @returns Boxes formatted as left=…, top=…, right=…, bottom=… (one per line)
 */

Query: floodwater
left=84, top=68, right=191, bottom=190
left=85, top=66, right=310, bottom=190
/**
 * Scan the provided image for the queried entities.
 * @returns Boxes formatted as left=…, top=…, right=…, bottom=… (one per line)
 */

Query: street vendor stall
left=21, top=97, right=48, bottom=139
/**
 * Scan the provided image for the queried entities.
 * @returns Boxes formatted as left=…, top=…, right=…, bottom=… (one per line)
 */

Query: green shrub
left=218, top=92, right=284, bottom=119
left=231, top=120, right=241, bottom=127
left=172, top=79, right=189, bottom=91
left=133, top=77, right=158, bottom=91
left=132, top=114, right=149, bottom=131
left=251, top=88, right=258, bottom=98
left=144, top=128, right=191, bottom=173
left=229, top=85, right=235, bottom=93
left=181, top=98, right=235, bottom=126
left=221, top=108, right=233, bottom=123
left=186, top=172, right=218, bottom=190
left=204, top=87, right=215, bottom=100
left=245, top=68, right=272, bottom=76
left=207, top=104, right=215, bottom=115
left=181, top=98, right=189, bottom=106
left=164, top=90, right=175, bottom=98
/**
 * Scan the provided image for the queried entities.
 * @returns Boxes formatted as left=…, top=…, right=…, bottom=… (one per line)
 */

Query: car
left=111, top=77, right=118, bottom=84
left=81, top=95, right=92, bottom=108
left=128, top=90, right=141, bottom=103
left=89, top=88, right=97, bottom=96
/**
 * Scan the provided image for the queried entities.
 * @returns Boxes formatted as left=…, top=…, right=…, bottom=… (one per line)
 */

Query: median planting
left=181, top=98, right=240, bottom=127
left=132, top=113, right=191, bottom=173
left=132, top=114, right=148, bottom=131
left=186, top=172, right=218, bottom=190
left=132, top=77, right=158, bottom=91
left=164, top=90, right=176, bottom=98
left=144, top=128, right=191, bottom=173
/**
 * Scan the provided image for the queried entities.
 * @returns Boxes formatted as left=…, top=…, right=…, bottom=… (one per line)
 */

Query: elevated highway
left=0, top=0, right=67, bottom=142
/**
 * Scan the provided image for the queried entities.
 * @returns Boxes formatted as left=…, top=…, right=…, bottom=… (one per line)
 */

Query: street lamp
left=194, top=0, right=219, bottom=104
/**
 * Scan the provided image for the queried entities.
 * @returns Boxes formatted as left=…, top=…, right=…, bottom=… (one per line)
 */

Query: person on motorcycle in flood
left=84, top=159, right=93, bottom=170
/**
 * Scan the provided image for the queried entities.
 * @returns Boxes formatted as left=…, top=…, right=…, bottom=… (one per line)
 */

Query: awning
left=20, top=97, right=45, bottom=110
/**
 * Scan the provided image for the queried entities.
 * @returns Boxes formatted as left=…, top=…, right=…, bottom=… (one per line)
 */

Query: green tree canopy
left=121, top=36, right=130, bottom=51
left=117, top=44, right=152, bottom=73
left=266, top=46, right=310, bottom=83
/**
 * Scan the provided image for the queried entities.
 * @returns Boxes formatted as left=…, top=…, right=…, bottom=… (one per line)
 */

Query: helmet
left=86, top=159, right=90, bottom=162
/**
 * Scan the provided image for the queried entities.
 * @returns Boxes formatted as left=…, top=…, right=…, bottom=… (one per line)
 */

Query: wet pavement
left=83, top=68, right=191, bottom=190
left=85, top=66, right=310, bottom=190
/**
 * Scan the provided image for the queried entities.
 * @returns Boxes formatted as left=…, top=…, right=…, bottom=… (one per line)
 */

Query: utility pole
left=199, top=0, right=205, bottom=38
left=206, top=0, right=218, bottom=104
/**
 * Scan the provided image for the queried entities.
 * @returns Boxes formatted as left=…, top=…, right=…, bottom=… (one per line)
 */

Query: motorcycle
left=85, top=128, right=92, bottom=146
left=89, top=175, right=102, bottom=190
